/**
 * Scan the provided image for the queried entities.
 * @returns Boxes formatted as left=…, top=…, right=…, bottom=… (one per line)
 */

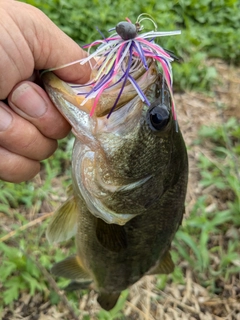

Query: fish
left=42, top=19, right=188, bottom=311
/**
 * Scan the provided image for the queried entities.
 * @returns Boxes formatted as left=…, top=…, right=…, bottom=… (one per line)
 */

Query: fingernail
left=0, top=105, right=13, bottom=131
left=11, top=83, right=47, bottom=118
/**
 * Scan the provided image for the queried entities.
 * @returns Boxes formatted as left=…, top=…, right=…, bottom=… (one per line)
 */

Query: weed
left=170, top=116, right=240, bottom=295
left=0, top=135, right=75, bottom=308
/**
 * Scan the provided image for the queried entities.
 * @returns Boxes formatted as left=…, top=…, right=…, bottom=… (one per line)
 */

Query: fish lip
left=42, top=72, right=92, bottom=115
left=42, top=72, right=99, bottom=146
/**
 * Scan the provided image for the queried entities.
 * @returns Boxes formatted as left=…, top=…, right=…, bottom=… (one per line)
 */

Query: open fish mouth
left=42, top=60, right=158, bottom=118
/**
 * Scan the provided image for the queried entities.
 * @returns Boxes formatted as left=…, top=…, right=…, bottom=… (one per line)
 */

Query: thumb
left=31, top=11, right=91, bottom=84
left=25, top=4, right=91, bottom=84
left=1, top=0, right=91, bottom=99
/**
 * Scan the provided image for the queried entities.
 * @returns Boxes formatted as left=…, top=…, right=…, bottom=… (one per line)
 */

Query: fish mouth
left=42, top=60, right=158, bottom=120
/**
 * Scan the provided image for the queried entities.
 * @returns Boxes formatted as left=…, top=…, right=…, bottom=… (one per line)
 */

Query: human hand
left=0, top=0, right=91, bottom=183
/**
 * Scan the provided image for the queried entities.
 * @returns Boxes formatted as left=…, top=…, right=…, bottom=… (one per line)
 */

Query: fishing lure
left=46, top=14, right=181, bottom=124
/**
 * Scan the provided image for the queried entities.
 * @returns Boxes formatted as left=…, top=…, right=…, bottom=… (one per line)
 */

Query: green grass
left=0, top=137, right=74, bottom=310
left=172, top=116, right=240, bottom=292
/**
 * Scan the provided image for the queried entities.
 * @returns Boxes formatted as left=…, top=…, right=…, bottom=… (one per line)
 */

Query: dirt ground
left=1, top=60, right=240, bottom=320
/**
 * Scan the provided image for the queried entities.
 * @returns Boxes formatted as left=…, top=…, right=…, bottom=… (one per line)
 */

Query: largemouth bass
left=43, top=19, right=188, bottom=310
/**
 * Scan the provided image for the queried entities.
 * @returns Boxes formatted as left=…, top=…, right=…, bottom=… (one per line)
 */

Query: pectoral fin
left=97, top=292, right=121, bottom=311
left=51, top=255, right=91, bottom=280
left=96, top=218, right=127, bottom=252
left=46, top=194, right=77, bottom=244
left=147, top=250, right=174, bottom=275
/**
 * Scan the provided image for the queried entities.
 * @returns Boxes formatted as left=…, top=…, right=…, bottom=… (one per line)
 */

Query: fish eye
left=147, top=104, right=170, bottom=131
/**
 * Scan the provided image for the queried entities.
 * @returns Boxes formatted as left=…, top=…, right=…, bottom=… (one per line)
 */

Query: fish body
left=43, top=61, right=188, bottom=310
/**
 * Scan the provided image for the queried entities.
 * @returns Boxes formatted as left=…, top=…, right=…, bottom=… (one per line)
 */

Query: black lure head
left=116, top=21, right=139, bottom=40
